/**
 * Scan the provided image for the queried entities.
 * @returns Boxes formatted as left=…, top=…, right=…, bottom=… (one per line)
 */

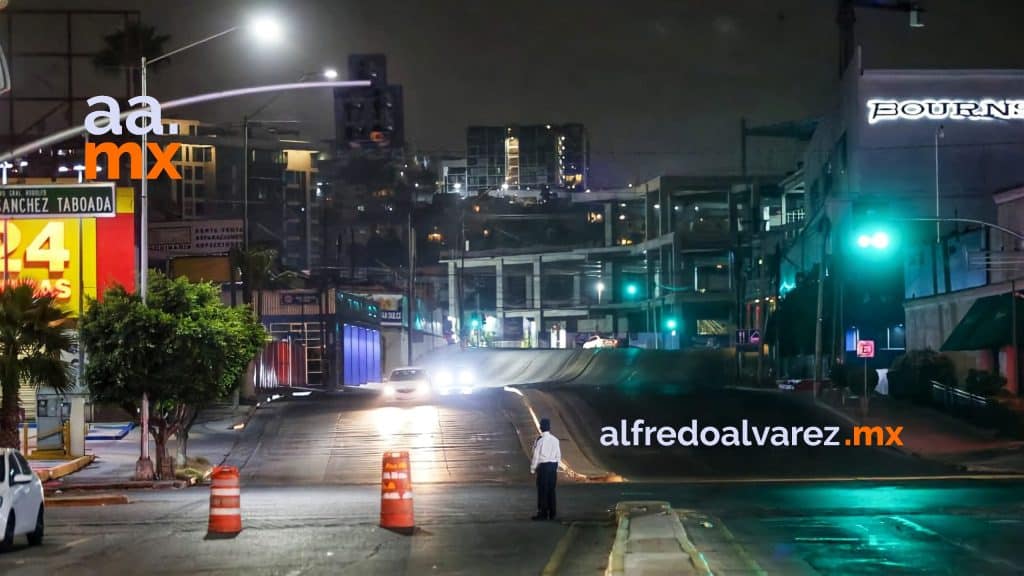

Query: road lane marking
left=542, top=522, right=580, bottom=576
left=887, top=515, right=1024, bottom=572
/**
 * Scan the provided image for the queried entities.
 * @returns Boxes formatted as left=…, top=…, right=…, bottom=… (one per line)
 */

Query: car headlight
left=418, top=381, right=430, bottom=393
left=436, top=370, right=454, bottom=387
left=458, top=369, right=474, bottom=386
left=383, top=385, right=395, bottom=396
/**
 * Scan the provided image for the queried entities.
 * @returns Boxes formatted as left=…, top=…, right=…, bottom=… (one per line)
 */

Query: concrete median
left=606, top=501, right=710, bottom=576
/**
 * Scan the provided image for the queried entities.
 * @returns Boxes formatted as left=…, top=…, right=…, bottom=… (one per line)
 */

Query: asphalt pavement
left=9, top=365, right=1024, bottom=575
left=223, top=388, right=531, bottom=485
left=4, top=481, right=1024, bottom=574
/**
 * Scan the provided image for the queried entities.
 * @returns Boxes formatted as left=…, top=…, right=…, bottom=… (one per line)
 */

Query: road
left=223, top=388, right=530, bottom=485
left=4, top=481, right=1024, bottom=574
left=4, top=367, right=1023, bottom=574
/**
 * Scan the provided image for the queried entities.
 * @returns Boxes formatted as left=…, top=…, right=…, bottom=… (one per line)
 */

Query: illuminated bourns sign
left=866, top=99, right=1024, bottom=124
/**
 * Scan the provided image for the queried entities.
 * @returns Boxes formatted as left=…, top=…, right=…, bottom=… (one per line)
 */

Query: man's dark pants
left=536, top=462, right=558, bottom=519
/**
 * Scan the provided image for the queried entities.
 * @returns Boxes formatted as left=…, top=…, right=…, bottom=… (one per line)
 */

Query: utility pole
left=935, top=124, right=944, bottom=243
left=407, top=211, right=415, bottom=365
left=813, top=217, right=831, bottom=399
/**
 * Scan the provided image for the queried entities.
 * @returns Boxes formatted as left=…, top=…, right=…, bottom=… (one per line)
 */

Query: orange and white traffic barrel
left=380, top=451, right=414, bottom=532
left=208, top=465, right=242, bottom=536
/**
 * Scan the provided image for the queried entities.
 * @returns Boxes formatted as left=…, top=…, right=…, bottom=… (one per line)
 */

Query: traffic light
left=625, top=283, right=639, bottom=297
left=851, top=223, right=898, bottom=255
left=664, top=318, right=678, bottom=331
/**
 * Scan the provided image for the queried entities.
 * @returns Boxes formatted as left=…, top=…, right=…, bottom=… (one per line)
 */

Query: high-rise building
left=465, top=124, right=588, bottom=196
left=334, top=54, right=404, bottom=150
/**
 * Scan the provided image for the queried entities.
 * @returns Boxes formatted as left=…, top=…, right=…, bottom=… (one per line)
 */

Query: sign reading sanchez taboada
left=0, top=184, right=116, bottom=219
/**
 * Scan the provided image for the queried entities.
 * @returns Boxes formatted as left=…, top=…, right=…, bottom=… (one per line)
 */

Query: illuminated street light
left=322, top=67, right=339, bottom=79
left=250, top=15, right=284, bottom=43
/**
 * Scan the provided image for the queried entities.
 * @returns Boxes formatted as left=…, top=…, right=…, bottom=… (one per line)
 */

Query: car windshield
left=390, top=370, right=425, bottom=381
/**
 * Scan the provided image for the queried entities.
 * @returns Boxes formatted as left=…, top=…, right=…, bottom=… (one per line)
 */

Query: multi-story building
left=442, top=174, right=779, bottom=351
left=148, top=119, right=324, bottom=270
left=334, top=54, right=404, bottom=151
left=777, top=50, right=1024, bottom=388
left=465, top=124, right=588, bottom=197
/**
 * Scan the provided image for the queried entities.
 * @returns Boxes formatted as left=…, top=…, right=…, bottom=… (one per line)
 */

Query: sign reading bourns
left=867, top=99, right=1024, bottom=124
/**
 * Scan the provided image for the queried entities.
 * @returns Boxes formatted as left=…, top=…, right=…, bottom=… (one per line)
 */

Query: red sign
left=857, top=340, right=875, bottom=358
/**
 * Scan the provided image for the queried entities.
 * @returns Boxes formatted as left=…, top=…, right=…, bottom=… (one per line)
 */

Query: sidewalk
left=816, top=389, right=1024, bottom=473
left=49, top=402, right=255, bottom=489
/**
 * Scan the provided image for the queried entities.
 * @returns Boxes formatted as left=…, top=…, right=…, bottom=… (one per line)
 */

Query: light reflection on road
left=371, top=403, right=448, bottom=482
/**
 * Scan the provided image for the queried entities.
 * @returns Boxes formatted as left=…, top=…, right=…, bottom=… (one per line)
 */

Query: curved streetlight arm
left=899, top=217, right=1024, bottom=243
left=147, top=26, right=240, bottom=66
left=0, top=80, right=370, bottom=162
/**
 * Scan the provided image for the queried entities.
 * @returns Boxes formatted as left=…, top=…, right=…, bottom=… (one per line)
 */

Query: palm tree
left=230, top=247, right=299, bottom=319
left=92, top=22, right=172, bottom=95
left=0, top=282, right=74, bottom=448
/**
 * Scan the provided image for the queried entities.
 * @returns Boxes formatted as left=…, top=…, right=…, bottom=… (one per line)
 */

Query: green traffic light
left=626, top=283, right=638, bottom=297
left=470, top=319, right=480, bottom=328
left=665, top=318, right=678, bottom=330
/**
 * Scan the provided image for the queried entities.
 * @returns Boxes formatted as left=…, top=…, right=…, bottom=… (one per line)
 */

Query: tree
left=92, top=22, right=171, bottom=95
left=230, top=247, right=297, bottom=319
left=81, top=274, right=265, bottom=478
left=0, top=282, right=74, bottom=448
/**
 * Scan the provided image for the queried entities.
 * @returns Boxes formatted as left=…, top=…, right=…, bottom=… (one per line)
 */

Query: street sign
left=735, top=329, right=748, bottom=344
left=0, top=184, right=115, bottom=218
left=749, top=330, right=761, bottom=345
left=281, top=292, right=319, bottom=306
left=857, top=340, right=875, bottom=358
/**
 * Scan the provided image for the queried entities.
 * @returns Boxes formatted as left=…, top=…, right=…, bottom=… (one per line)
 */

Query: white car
left=383, top=367, right=433, bottom=400
left=432, top=366, right=477, bottom=395
left=0, top=448, right=44, bottom=551
left=582, top=335, right=619, bottom=349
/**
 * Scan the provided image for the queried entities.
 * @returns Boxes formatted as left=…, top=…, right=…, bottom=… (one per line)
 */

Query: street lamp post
left=134, top=16, right=281, bottom=481
left=934, top=124, right=944, bottom=243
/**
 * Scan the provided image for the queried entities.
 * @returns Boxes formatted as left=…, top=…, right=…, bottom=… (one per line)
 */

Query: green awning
left=941, top=292, right=1024, bottom=351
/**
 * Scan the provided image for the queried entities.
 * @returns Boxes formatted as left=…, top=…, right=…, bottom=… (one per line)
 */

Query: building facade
left=465, top=124, right=588, bottom=197
left=778, top=50, right=1024, bottom=383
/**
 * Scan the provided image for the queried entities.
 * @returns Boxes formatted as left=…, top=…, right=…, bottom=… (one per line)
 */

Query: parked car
left=0, top=448, right=44, bottom=551
left=582, top=335, right=619, bottom=349
left=383, top=367, right=433, bottom=401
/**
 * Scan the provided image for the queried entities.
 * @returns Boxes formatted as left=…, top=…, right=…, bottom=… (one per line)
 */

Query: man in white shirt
left=531, top=417, right=561, bottom=520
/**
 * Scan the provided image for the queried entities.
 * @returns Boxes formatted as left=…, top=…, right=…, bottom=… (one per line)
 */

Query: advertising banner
left=149, top=219, right=243, bottom=259
left=0, top=186, right=136, bottom=316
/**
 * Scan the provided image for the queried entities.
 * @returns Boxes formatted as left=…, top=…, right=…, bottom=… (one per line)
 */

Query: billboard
left=149, top=219, right=243, bottom=259
left=0, top=186, right=135, bottom=316
left=365, top=293, right=404, bottom=326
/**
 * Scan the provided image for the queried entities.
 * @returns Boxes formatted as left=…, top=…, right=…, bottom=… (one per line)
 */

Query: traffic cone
left=380, top=451, right=414, bottom=534
left=207, top=465, right=242, bottom=538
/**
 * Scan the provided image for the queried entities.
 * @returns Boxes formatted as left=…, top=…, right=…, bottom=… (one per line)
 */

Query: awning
left=941, top=292, right=1024, bottom=351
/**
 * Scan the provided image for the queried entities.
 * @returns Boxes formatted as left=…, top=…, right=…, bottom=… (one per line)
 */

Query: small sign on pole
left=856, top=340, right=875, bottom=358
left=856, top=340, right=875, bottom=417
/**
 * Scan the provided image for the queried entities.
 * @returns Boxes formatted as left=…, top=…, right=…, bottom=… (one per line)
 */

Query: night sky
left=16, top=0, right=1024, bottom=185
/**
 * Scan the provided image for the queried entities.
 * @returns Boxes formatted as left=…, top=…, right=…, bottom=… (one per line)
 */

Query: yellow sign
left=0, top=218, right=98, bottom=316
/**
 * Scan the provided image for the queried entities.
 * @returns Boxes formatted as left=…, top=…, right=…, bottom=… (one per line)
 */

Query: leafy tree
left=92, top=22, right=171, bottom=95
left=81, top=273, right=266, bottom=478
left=0, top=282, right=74, bottom=448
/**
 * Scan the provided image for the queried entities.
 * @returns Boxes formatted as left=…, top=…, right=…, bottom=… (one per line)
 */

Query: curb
left=32, top=455, right=95, bottom=483
left=45, top=479, right=187, bottom=495
left=45, top=494, right=130, bottom=508
left=605, top=501, right=710, bottom=576
left=503, top=386, right=621, bottom=483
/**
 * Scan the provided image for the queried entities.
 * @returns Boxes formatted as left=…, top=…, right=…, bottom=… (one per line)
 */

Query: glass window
left=7, top=454, right=17, bottom=484
left=14, top=452, right=30, bottom=475
left=390, top=369, right=426, bottom=381
left=193, top=166, right=204, bottom=181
